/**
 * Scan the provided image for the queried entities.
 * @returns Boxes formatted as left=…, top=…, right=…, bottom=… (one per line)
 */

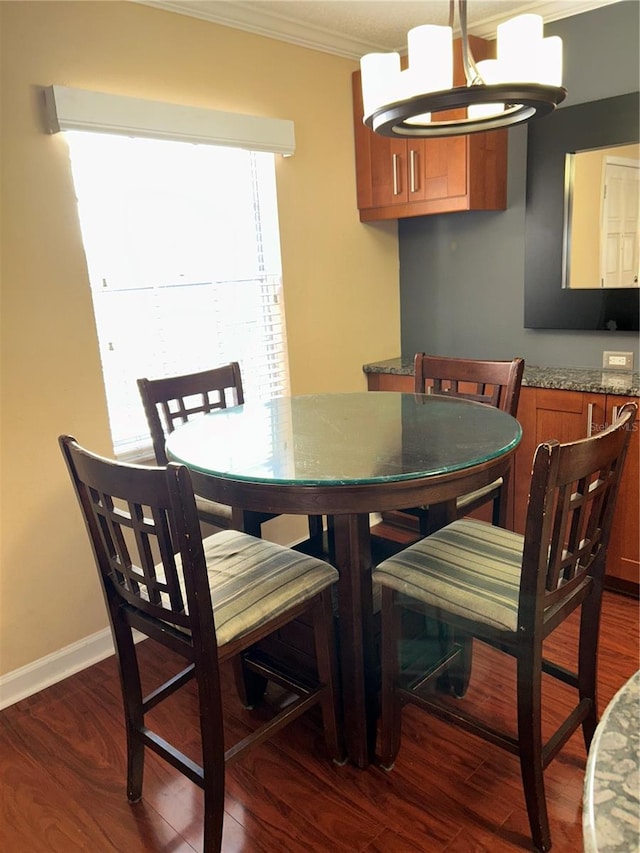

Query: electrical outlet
left=602, top=351, right=634, bottom=371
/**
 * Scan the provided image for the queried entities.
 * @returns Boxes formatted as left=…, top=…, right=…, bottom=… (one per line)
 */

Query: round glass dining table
left=166, top=391, right=522, bottom=767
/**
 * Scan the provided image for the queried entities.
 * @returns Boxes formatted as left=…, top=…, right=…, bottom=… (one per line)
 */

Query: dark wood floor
left=2, top=539, right=638, bottom=852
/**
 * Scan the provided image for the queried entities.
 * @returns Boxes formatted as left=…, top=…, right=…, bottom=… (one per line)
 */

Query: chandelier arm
left=458, top=0, right=483, bottom=85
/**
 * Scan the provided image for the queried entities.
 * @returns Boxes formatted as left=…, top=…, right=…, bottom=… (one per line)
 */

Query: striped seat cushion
left=373, top=519, right=524, bottom=632
left=174, top=529, right=338, bottom=646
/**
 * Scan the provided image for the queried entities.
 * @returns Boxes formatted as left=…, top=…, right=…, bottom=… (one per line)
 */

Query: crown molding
left=137, top=1, right=390, bottom=59
left=468, top=1, right=622, bottom=36
left=136, top=1, right=623, bottom=61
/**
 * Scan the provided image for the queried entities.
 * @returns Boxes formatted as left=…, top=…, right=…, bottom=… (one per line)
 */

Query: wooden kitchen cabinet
left=352, top=37, right=508, bottom=222
left=366, top=371, right=414, bottom=392
left=513, top=387, right=639, bottom=594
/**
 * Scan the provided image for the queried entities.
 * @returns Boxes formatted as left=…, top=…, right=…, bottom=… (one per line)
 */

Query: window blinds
left=61, top=110, right=291, bottom=458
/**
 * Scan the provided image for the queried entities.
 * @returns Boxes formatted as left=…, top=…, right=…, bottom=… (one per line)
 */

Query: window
left=65, top=131, right=290, bottom=459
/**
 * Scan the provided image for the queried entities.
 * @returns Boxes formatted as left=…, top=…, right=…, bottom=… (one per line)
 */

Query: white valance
left=43, top=85, right=295, bottom=156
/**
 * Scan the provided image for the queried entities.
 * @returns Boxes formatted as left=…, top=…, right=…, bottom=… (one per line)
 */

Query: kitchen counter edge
left=363, top=358, right=640, bottom=397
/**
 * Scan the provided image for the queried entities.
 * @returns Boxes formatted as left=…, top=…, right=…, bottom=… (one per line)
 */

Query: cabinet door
left=421, top=136, right=468, bottom=203
left=406, top=142, right=427, bottom=201
left=366, top=372, right=414, bottom=392
left=605, top=395, right=639, bottom=589
left=513, top=388, right=638, bottom=595
left=370, top=137, right=409, bottom=207
left=404, top=138, right=468, bottom=205
left=513, top=388, right=603, bottom=534
left=352, top=71, right=408, bottom=209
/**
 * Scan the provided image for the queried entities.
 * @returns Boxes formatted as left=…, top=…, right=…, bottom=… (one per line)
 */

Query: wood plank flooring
left=1, top=555, right=638, bottom=852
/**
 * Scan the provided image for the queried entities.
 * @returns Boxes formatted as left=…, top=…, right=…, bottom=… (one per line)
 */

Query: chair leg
left=126, top=725, right=145, bottom=804
left=240, top=510, right=265, bottom=538
left=111, top=617, right=145, bottom=802
left=492, top=481, right=509, bottom=529
left=231, top=655, right=267, bottom=709
left=439, top=629, right=473, bottom=698
left=577, top=585, right=602, bottom=750
left=307, top=514, right=324, bottom=540
left=379, top=587, right=403, bottom=770
left=418, top=509, right=430, bottom=537
left=202, top=797, right=225, bottom=853
left=517, top=648, right=551, bottom=853
left=312, top=590, right=346, bottom=763
left=201, top=728, right=226, bottom=853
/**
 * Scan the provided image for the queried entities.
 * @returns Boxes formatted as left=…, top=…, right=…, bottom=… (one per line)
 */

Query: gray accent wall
left=399, top=1, right=640, bottom=369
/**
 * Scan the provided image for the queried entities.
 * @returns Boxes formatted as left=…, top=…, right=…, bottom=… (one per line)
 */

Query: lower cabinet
left=366, top=372, right=414, bottom=392
left=513, top=387, right=639, bottom=594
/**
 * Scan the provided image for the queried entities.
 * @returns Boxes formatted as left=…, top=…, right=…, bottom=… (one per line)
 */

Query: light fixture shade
left=497, top=14, right=544, bottom=82
left=360, top=52, right=401, bottom=118
left=360, top=1, right=566, bottom=138
left=407, top=25, right=453, bottom=94
left=538, top=37, right=563, bottom=86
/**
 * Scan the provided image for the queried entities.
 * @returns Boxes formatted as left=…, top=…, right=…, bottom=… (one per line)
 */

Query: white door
left=600, top=158, right=639, bottom=288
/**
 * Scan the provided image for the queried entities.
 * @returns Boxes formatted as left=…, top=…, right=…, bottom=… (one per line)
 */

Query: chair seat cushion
left=191, top=530, right=338, bottom=646
left=373, top=519, right=524, bottom=632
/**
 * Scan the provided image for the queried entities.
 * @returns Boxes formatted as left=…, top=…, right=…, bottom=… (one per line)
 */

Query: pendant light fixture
left=361, top=0, right=566, bottom=138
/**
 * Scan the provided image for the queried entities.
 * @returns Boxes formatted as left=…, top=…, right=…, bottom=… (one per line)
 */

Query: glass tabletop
left=165, top=392, right=521, bottom=486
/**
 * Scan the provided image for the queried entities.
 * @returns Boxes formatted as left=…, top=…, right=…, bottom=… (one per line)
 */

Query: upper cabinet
left=352, top=37, right=508, bottom=223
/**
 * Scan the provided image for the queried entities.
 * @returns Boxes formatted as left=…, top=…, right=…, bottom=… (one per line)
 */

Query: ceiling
left=138, top=0, right=621, bottom=59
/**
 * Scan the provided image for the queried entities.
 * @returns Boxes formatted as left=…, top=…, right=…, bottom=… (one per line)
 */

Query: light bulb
left=497, top=14, right=544, bottom=82
left=360, top=52, right=401, bottom=117
left=537, top=36, right=563, bottom=86
left=407, top=25, right=453, bottom=95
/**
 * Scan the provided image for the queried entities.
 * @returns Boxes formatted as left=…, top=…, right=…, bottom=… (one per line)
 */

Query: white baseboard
left=0, top=627, right=142, bottom=711
left=1, top=519, right=384, bottom=711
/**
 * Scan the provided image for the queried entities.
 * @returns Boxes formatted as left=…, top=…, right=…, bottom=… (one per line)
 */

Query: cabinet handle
left=587, top=403, right=594, bottom=436
left=611, top=405, right=620, bottom=423
left=392, top=154, right=400, bottom=195
left=410, top=149, right=418, bottom=193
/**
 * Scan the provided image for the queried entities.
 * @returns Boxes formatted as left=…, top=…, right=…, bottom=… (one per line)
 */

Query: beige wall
left=0, top=1, right=400, bottom=676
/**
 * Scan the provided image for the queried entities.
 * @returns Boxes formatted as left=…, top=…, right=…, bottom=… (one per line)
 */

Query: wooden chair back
left=59, top=435, right=218, bottom=652
left=138, top=362, right=244, bottom=464
left=521, top=401, right=637, bottom=626
left=413, top=353, right=524, bottom=416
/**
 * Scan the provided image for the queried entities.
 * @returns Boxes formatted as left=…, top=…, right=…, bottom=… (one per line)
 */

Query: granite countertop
left=583, top=670, right=640, bottom=852
left=362, top=358, right=639, bottom=397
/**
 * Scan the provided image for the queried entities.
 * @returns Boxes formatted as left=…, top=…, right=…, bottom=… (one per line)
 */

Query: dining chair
left=406, top=353, right=525, bottom=534
left=373, top=401, right=637, bottom=853
left=137, top=363, right=323, bottom=539
left=59, top=435, right=344, bottom=853
left=137, top=362, right=259, bottom=532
